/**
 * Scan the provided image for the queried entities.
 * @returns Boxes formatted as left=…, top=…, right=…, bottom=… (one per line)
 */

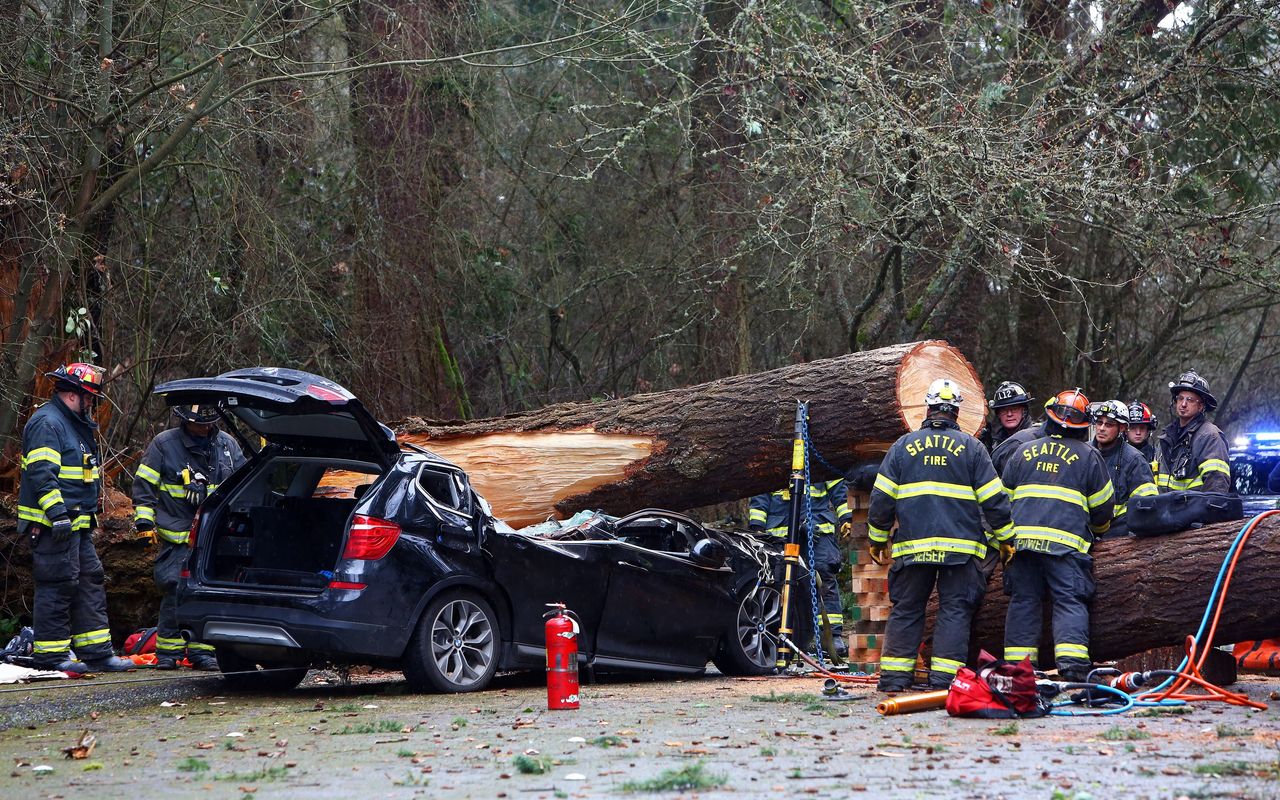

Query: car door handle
left=617, top=561, right=648, bottom=573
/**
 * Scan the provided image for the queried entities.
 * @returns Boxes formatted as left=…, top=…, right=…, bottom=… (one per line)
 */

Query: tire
left=216, top=647, right=309, bottom=691
left=403, top=590, right=500, bottom=693
left=712, top=583, right=782, bottom=676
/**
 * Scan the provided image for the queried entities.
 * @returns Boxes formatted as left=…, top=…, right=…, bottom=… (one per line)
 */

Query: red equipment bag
left=946, top=650, right=1050, bottom=719
left=124, top=627, right=158, bottom=655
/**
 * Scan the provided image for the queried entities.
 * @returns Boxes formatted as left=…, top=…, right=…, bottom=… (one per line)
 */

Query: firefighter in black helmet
left=1090, top=400, right=1157, bottom=538
left=868, top=379, right=1012, bottom=691
left=1126, top=401, right=1160, bottom=477
left=133, top=403, right=245, bottom=669
left=982, top=381, right=1035, bottom=453
left=1158, top=371, right=1230, bottom=494
left=18, top=363, right=135, bottom=673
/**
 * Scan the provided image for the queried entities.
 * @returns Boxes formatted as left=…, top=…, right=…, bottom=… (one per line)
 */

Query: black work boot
left=83, top=655, right=136, bottom=672
left=155, top=655, right=180, bottom=670
left=37, top=658, right=88, bottom=675
left=189, top=653, right=219, bottom=671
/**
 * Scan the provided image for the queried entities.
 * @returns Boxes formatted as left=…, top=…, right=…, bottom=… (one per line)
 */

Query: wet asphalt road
left=0, top=667, right=1277, bottom=799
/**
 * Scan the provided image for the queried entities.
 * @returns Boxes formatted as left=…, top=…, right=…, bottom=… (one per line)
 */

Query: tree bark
left=965, top=517, right=1280, bottom=663
left=399, top=340, right=985, bottom=526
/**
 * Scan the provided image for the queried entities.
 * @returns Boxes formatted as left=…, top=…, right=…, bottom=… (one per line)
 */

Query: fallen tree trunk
left=964, top=517, right=1280, bottom=662
left=401, top=340, right=984, bottom=526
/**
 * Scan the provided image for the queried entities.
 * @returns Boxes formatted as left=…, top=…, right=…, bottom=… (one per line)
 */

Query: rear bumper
left=178, top=595, right=404, bottom=659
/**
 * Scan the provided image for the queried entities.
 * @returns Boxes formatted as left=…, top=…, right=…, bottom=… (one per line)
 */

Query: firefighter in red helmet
left=17, top=363, right=135, bottom=673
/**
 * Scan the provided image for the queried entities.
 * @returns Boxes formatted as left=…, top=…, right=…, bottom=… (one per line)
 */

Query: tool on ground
left=543, top=603, right=580, bottom=710
left=876, top=689, right=949, bottom=716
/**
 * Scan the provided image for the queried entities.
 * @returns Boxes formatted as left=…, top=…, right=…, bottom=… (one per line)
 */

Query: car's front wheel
left=216, top=647, right=310, bottom=691
left=713, top=583, right=782, bottom=675
left=404, top=590, right=500, bottom=693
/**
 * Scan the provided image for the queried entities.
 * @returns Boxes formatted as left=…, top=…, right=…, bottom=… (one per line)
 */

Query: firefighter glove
left=136, top=523, right=156, bottom=545
left=49, top=517, right=73, bottom=544
left=869, top=542, right=889, bottom=565
left=184, top=471, right=208, bottom=506
left=999, top=541, right=1016, bottom=565
left=838, top=521, right=853, bottom=541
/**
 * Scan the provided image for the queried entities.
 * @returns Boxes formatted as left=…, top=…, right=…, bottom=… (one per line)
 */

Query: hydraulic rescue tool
left=775, top=403, right=809, bottom=669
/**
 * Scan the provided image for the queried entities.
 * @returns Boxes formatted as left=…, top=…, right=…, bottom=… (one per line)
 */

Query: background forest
left=3, top=0, right=1279, bottom=490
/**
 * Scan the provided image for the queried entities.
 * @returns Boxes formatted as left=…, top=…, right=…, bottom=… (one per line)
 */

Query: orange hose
left=1133, top=510, right=1276, bottom=711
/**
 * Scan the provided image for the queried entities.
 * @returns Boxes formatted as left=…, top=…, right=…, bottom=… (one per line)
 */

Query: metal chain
left=799, top=409, right=826, bottom=667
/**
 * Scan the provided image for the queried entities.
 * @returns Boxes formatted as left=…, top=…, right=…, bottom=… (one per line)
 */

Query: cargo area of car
left=201, top=456, right=384, bottom=590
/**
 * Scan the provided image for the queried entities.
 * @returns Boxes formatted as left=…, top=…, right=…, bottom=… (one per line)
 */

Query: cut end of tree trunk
left=895, top=340, right=986, bottom=436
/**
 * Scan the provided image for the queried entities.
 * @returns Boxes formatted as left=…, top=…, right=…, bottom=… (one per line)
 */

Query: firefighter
left=867, top=379, right=1012, bottom=691
left=1090, top=400, right=1157, bottom=538
left=17, top=363, right=135, bottom=673
left=981, top=381, right=1034, bottom=452
left=1126, top=401, right=1160, bottom=477
left=749, top=478, right=852, bottom=657
left=1002, top=389, right=1113, bottom=681
left=133, top=404, right=245, bottom=669
left=1157, top=371, right=1231, bottom=493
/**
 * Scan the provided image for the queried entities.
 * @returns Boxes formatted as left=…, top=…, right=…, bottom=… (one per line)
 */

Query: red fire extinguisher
left=544, top=603, right=580, bottom=710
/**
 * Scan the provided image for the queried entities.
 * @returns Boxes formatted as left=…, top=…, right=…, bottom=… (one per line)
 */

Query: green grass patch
left=991, top=721, right=1019, bottom=736
left=1194, top=761, right=1255, bottom=776
left=330, top=719, right=407, bottom=735
left=397, top=748, right=416, bottom=758
left=620, top=762, right=727, bottom=793
left=451, top=716, right=468, bottom=728
left=759, top=746, right=776, bottom=757
left=1216, top=723, right=1253, bottom=738
left=751, top=691, right=817, bottom=704
left=513, top=754, right=553, bottom=775
left=215, top=765, right=289, bottom=783
left=328, top=703, right=361, bottom=713
left=177, top=757, right=210, bottom=773
left=592, top=735, right=624, bottom=748
left=1100, top=726, right=1150, bottom=741
left=1133, top=705, right=1193, bottom=717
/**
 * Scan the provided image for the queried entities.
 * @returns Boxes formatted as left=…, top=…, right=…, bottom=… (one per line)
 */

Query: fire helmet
left=989, top=381, right=1032, bottom=410
left=46, top=362, right=105, bottom=397
left=925, top=379, right=963, bottom=413
left=1044, top=388, right=1092, bottom=429
left=1091, top=399, right=1129, bottom=426
left=1168, top=370, right=1217, bottom=411
left=172, top=404, right=220, bottom=425
left=1127, top=401, right=1157, bottom=429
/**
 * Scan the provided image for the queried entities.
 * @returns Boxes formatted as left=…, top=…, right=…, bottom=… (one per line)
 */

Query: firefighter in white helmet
left=867, top=378, right=1013, bottom=691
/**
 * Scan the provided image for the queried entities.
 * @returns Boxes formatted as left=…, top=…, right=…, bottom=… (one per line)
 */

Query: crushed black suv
left=159, top=368, right=784, bottom=692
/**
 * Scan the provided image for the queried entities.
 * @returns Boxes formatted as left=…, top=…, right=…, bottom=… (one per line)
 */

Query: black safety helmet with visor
left=989, top=381, right=1033, bottom=410
left=1168, top=370, right=1217, bottom=412
left=172, top=404, right=221, bottom=426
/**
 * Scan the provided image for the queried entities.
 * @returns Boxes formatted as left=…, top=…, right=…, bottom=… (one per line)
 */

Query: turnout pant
left=154, top=542, right=214, bottom=658
left=1003, top=551, right=1095, bottom=676
left=812, top=535, right=845, bottom=642
left=29, top=526, right=113, bottom=667
left=879, top=557, right=984, bottom=690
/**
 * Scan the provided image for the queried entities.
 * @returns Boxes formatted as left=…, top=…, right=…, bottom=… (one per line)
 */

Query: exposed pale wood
left=399, top=340, right=984, bottom=524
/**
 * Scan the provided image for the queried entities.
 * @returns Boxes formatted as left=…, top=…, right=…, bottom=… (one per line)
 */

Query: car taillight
left=343, top=514, right=400, bottom=560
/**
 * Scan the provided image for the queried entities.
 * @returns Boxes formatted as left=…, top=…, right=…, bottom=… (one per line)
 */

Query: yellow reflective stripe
left=1086, top=482, right=1114, bottom=509
left=1010, top=484, right=1086, bottom=510
left=867, top=523, right=890, bottom=542
left=38, top=488, right=64, bottom=510
left=748, top=509, right=767, bottom=523
left=1113, top=503, right=1127, bottom=518
left=815, top=522, right=835, bottom=533
left=894, top=481, right=978, bottom=501
left=879, top=657, right=916, bottom=672
left=71, top=514, right=93, bottom=531
left=17, top=505, right=50, bottom=525
left=1055, top=643, right=1089, bottom=659
left=71, top=629, right=111, bottom=647
left=33, top=639, right=71, bottom=654
left=156, top=636, right=187, bottom=649
left=23, top=446, right=61, bottom=467
left=186, top=642, right=216, bottom=652
left=820, top=613, right=844, bottom=624
left=1156, top=473, right=1171, bottom=489
left=975, top=477, right=1004, bottom=503
left=135, top=464, right=161, bottom=485
left=157, top=527, right=190, bottom=545
left=135, top=506, right=156, bottom=523
left=1131, top=482, right=1158, bottom=498
left=931, top=657, right=964, bottom=675
left=1004, top=646, right=1038, bottom=661
left=58, top=466, right=86, bottom=479
left=835, top=502, right=850, bottom=516
left=160, top=483, right=186, bottom=498
left=873, top=473, right=899, bottom=498
left=1014, top=526, right=1090, bottom=553
left=891, top=537, right=985, bottom=558
left=991, top=521, right=1014, bottom=541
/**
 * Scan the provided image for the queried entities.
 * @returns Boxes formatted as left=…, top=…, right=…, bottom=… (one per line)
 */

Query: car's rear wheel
left=713, top=583, right=781, bottom=675
left=216, top=647, right=310, bottom=691
left=404, top=590, right=500, bottom=693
